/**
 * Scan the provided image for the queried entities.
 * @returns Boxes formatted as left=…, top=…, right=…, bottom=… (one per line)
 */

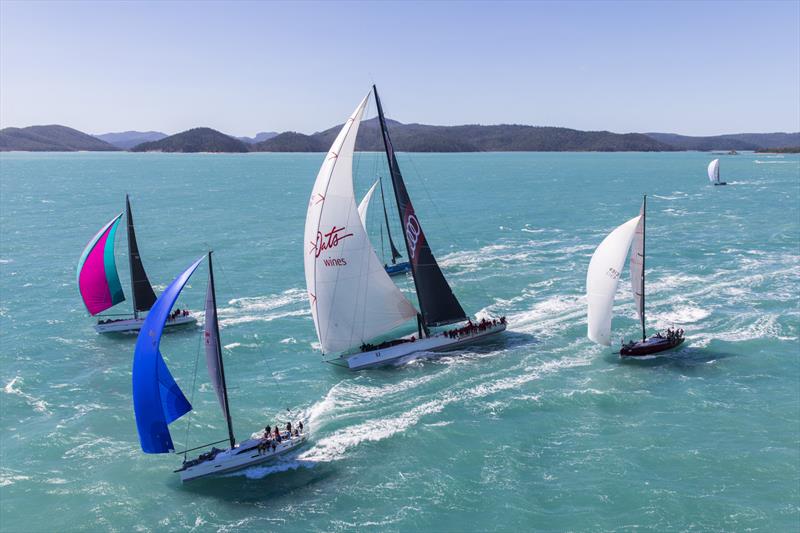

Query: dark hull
left=714, top=182, right=727, bottom=186
left=620, top=336, right=684, bottom=357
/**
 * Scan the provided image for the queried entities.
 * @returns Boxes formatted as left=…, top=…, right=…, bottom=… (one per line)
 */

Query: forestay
left=304, top=94, right=417, bottom=354
left=77, top=213, right=125, bottom=315
left=708, top=159, right=720, bottom=183
left=586, top=216, right=641, bottom=345
left=132, top=256, right=203, bottom=453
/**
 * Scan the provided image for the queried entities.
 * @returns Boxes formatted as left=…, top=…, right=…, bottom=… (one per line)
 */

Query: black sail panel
left=373, top=85, right=466, bottom=327
left=126, top=195, right=158, bottom=312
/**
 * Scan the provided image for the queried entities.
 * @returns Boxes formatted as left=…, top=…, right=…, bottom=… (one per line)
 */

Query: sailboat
left=586, top=195, right=684, bottom=358
left=132, top=252, right=307, bottom=482
left=76, top=195, right=196, bottom=333
left=707, top=159, right=727, bottom=186
left=304, top=85, right=506, bottom=370
left=357, top=177, right=411, bottom=276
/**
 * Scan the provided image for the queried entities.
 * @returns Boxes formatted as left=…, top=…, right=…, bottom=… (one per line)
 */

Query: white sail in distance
left=357, top=180, right=379, bottom=228
left=708, top=159, right=720, bottom=183
left=586, top=216, right=642, bottom=346
left=303, top=94, right=417, bottom=354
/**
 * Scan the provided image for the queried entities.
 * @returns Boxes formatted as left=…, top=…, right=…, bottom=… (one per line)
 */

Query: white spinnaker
left=586, top=216, right=642, bottom=346
left=357, top=180, right=379, bottom=228
left=708, top=159, right=720, bottom=183
left=303, top=94, right=417, bottom=354
left=204, top=270, right=228, bottom=421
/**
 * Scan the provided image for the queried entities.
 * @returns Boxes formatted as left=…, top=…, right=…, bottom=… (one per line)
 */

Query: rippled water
left=1, top=151, right=798, bottom=531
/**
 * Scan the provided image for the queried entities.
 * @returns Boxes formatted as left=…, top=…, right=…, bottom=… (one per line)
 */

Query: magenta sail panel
left=77, top=214, right=125, bottom=315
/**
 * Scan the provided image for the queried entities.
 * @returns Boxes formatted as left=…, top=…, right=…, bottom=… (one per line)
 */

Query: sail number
left=606, top=267, right=621, bottom=280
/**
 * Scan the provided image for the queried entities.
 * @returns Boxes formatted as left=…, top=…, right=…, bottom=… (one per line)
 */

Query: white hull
left=340, top=322, right=506, bottom=370
left=95, top=314, right=197, bottom=333
left=178, top=433, right=307, bottom=482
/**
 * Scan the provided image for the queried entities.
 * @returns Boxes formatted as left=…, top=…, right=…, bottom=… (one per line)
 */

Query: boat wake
left=234, top=352, right=591, bottom=479
left=217, top=288, right=309, bottom=327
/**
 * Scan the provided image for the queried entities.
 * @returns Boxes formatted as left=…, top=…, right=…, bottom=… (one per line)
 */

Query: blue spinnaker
left=132, top=255, right=204, bottom=454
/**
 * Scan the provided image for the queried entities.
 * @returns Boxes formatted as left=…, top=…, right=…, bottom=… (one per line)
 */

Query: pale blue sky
left=1, top=0, right=798, bottom=136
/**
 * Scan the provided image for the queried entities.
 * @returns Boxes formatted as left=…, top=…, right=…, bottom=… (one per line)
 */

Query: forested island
left=754, top=146, right=800, bottom=154
left=1, top=122, right=798, bottom=153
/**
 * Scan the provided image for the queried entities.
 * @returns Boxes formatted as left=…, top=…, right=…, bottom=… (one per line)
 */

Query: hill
left=130, top=127, right=249, bottom=153
left=645, top=132, right=800, bottom=151
left=237, top=131, right=279, bottom=144
left=94, top=131, right=167, bottom=149
left=0, top=125, right=120, bottom=151
left=755, top=146, right=800, bottom=154
left=252, top=118, right=675, bottom=152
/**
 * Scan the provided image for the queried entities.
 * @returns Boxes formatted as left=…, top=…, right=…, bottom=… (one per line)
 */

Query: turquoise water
left=1, top=151, right=798, bottom=532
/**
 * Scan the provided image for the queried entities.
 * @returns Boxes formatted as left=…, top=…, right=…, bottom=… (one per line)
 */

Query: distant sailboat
left=707, top=159, right=727, bottom=186
left=132, top=252, right=307, bottom=482
left=304, top=85, right=506, bottom=370
left=357, top=177, right=411, bottom=276
left=76, top=195, right=196, bottom=333
left=586, top=195, right=684, bottom=358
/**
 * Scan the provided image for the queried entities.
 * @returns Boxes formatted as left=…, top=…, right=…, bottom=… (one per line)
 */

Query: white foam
left=3, top=376, right=49, bottom=414
left=696, top=314, right=797, bottom=347
left=298, top=354, right=590, bottom=464
left=218, top=288, right=309, bottom=327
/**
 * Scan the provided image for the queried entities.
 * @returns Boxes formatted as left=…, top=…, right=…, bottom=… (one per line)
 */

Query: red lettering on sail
left=313, top=226, right=354, bottom=258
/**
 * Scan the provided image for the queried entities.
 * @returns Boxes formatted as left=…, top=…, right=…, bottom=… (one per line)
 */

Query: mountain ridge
left=2, top=122, right=798, bottom=153
left=129, top=127, right=249, bottom=153
left=0, top=125, right=119, bottom=151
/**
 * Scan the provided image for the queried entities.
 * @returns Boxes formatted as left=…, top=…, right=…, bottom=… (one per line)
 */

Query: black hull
left=714, top=182, right=727, bottom=186
left=620, top=336, right=684, bottom=357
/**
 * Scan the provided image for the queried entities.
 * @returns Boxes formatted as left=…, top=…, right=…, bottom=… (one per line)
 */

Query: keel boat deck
left=177, top=432, right=307, bottom=483
left=339, top=322, right=506, bottom=370
left=95, top=313, right=196, bottom=333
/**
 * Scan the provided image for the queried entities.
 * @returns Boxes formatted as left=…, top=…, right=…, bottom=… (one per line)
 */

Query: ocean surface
left=1, top=151, right=798, bottom=532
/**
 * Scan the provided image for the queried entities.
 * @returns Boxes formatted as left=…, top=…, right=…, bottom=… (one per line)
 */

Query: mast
left=641, top=195, right=647, bottom=342
left=208, top=251, right=235, bottom=448
left=126, top=194, right=138, bottom=319
left=372, top=84, right=466, bottom=328
left=379, top=177, right=402, bottom=264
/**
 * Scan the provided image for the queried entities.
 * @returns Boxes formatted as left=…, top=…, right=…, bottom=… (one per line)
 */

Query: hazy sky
left=1, top=1, right=798, bottom=136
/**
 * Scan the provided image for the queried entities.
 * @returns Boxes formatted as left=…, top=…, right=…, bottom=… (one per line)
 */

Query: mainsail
left=629, top=197, right=646, bottom=341
left=77, top=213, right=125, bottom=315
left=373, top=85, right=467, bottom=327
left=204, top=252, right=234, bottom=448
left=304, top=94, right=417, bottom=354
left=132, top=256, right=202, bottom=453
left=708, top=159, right=720, bottom=184
left=126, top=195, right=157, bottom=313
left=586, top=215, right=642, bottom=345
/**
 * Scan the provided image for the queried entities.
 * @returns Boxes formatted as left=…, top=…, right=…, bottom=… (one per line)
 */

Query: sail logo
left=405, top=214, right=422, bottom=260
left=312, top=226, right=353, bottom=259
left=606, top=267, right=621, bottom=280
